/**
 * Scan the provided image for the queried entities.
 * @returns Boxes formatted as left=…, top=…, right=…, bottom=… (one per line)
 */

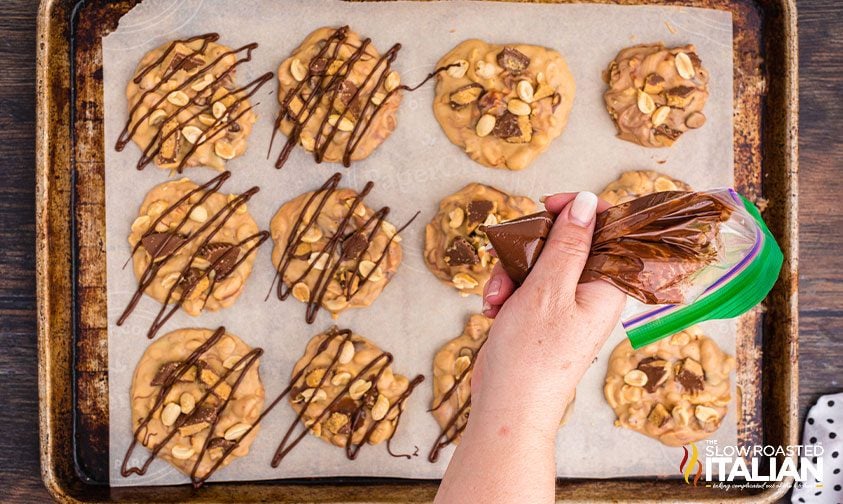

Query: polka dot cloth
left=792, top=393, right=843, bottom=504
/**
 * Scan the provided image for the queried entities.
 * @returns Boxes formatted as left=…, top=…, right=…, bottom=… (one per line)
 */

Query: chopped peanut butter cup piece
left=653, top=124, right=682, bottom=145
left=648, top=403, right=671, bottom=427
left=151, top=361, right=182, bottom=386
left=199, top=242, right=240, bottom=275
left=506, top=116, right=533, bottom=144
left=340, top=232, right=369, bottom=260
left=206, top=437, right=236, bottom=460
left=449, top=83, right=484, bottom=109
left=200, top=368, right=232, bottom=400
left=466, top=200, right=494, bottom=225
left=141, top=232, right=189, bottom=260
left=491, top=112, right=522, bottom=139
left=665, top=85, right=696, bottom=109
left=675, top=358, right=705, bottom=393
left=157, top=119, right=181, bottom=164
left=178, top=404, right=218, bottom=437
left=497, top=47, right=530, bottom=75
left=334, top=80, right=360, bottom=110
left=166, top=52, right=205, bottom=74
left=637, top=357, right=670, bottom=393
left=445, top=237, right=480, bottom=266
left=643, top=74, right=666, bottom=94
left=325, top=412, right=350, bottom=435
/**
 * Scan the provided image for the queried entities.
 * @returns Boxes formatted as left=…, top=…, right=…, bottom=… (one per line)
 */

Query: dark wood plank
left=0, top=0, right=53, bottom=502
left=0, top=0, right=840, bottom=501
left=796, top=0, right=843, bottom=422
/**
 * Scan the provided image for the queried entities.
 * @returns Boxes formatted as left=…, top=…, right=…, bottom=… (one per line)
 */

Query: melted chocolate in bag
left=485, top=192, right=732, bottom=304
left=483, top=211, right=553, bottom=284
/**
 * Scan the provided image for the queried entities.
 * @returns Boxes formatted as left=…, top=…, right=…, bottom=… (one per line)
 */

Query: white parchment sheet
left=104, top=0, right=735, bottom=486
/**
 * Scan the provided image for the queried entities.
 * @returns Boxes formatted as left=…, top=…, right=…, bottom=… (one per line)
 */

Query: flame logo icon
left=679, top=443, right=704, bottom=486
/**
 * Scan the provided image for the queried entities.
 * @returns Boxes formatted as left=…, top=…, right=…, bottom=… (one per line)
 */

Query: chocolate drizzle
left=118, top=171, right=270, bottom=338
left=122, top=327, right=421, bottom=487
left=427, top=338, right=487, bottom=463
left=270, top=26, right=458, bottom=169
left=268, top=172, right=418, bottom=323
left=271, top=327, right=424, bottom=466
left=486, top=192, right=734, bottom=302
left=121, top=327, right=264, bottom=488
left=116, top=33, right=272, bottom=172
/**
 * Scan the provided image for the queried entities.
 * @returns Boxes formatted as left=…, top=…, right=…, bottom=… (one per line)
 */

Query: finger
left=545, top=192, right=613, bottom=214
left=482, top=263, right=515, bottom=306
left=541, top=192, right=577, bottom=213
left=595, top=198, right=613, bottom=213
left=481, top=265, right=513, bottom=318
left=481, top=303, right=501, bottom=319
left=526, top=191, right=599, bottom=299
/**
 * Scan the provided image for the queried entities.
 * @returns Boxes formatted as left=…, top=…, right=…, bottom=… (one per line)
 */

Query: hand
left=471, top=191, right=627, bottom=434
left=435, top=192, right=627, bottom=504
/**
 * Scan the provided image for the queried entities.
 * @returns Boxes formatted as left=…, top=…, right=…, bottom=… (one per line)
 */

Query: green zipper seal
left=626, top=196, right=784, bottom=349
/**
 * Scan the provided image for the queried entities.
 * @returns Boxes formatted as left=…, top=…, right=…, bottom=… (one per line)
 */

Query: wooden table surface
left=1, top=1, right=840, bottom=502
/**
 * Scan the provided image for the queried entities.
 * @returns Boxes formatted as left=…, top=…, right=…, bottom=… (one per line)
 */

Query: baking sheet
left=104, top=0, right=735, bottom=486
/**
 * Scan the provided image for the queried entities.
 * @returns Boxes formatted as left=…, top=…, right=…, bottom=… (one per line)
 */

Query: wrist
left=467, top=391, right=566, bottom=441
left=470, top=367, right=578, bottom=435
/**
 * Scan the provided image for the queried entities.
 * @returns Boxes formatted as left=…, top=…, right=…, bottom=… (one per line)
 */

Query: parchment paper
left=104, top=0, right=735, bottom=486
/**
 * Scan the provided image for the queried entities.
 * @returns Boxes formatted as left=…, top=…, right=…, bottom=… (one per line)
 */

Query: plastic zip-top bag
left=484, top=189, right=783, bottom=348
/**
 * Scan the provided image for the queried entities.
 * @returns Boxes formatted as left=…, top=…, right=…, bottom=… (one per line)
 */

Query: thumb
left=525, top=191, right=598, bottom=298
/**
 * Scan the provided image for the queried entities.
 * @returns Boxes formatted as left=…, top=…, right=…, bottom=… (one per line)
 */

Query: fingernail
left=539, top=194, right=553, bottom=203
left=486, top=278, right=501, bottom=298
left=482, top=300, right=492, bottom=313
left=569, top=191, right=598, bottom=227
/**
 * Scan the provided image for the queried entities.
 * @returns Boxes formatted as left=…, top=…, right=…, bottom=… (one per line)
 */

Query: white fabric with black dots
left=792, top=392, right=843, bottom=504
